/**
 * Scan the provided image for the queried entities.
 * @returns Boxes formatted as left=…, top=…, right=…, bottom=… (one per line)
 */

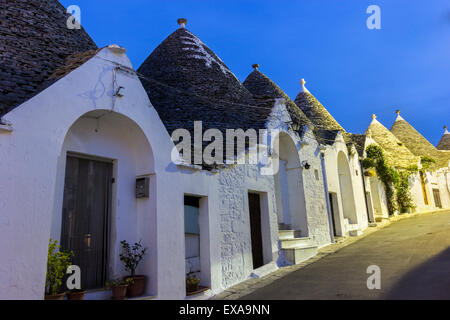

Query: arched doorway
left=51, top=110, right=156, bottom=292
left=337, top=152, right=358, bottom=225
left=369, top=177, right=383, bottom=217
left=273, top=133, right=308, bottom=235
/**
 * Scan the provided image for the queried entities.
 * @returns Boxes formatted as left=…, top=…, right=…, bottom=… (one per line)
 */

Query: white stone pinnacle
left=395, top=110, right=404, bottom=122
left=299, top=78, right=310, bottom=93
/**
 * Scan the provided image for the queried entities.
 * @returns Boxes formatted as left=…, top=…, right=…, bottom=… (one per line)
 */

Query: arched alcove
left=273, top=132, right=308, bottom=235
left=50, top=110, right=156, bottom=294
left=337, top=151, right=358, bottom=225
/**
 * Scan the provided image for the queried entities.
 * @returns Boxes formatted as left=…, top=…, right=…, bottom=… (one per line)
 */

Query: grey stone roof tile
left=138, top=28, right=272, bottom=138
left=137, top=27, right=274, bottom=168
left=243, top=70, right=312, bottom=134
left=0, top=0, right=97, bottom=116
left=391, top=116, right=450, bottom=169
left=294, top=91, right=345, bottom=132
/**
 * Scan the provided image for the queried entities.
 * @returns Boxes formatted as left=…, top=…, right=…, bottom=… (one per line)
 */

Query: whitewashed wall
left=266, top=102, right=332, bottom=248
left=322, top=133, right=369, bottom=236
left=0, top=46, right=285, bottom=299
left=0, top=47, right=184, bottom=299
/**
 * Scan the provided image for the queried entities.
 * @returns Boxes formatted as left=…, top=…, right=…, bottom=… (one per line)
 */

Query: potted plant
left=66, top=288, right=87, bottom=300
left=45, top=239, right=73, bottom=300
left=186, top=274, right=201, bottom=294
left=106, top=278, right=133, bottom=300
left=119, top=240, right=147, bottom=297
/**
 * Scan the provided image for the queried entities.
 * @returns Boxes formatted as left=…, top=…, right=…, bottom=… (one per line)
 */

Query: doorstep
left=185, top=287, right=214, bottom=300
left=129, top=295, right=157, bottom=300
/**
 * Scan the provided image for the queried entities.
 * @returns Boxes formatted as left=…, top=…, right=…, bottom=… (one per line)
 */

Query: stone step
left=333, top=236, right=346, bottom=243
left=347, top=223, right=359, bottom=231
left=349, top=230, right=363, bottom=237
left=375, top=216, right=389, bottom=223
left=278, top=229, right=302, bottom=240
left=281, top=245, right=318, bottom=265
left=280, top=237, right=313, bottom=249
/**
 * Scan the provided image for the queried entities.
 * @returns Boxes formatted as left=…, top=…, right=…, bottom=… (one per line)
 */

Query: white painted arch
left=337, top=151, right=358, bottom=225
left=50, top=110, right=157, bottom=295
left=273, top=132, right=308, bottom=235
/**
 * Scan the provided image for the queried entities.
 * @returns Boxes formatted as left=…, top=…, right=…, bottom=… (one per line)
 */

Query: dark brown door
left=433, top=189, right=442, bottom=208
left=61, top=155, right=112, bottom=290
left=248, top=193, right=264, bottom=269
left=329, top=193, right=338, bottom=236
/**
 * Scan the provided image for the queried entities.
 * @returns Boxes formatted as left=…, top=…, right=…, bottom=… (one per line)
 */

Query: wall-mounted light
left=302, top=161, right=311, bottom=170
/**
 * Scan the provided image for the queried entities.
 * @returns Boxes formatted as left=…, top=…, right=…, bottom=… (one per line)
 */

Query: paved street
left=240, top=210, right=450, bottom=300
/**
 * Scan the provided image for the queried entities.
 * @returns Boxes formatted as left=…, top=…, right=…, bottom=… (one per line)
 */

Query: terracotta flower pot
left=111, top=285, right=128, bottom=300
left=186, top=283, right=199, bottom=293
left=67, top=290, right=87, bottom=300
left=126, top=275, right=146, bottom=297
left=45, top=292, right=66, bottom=300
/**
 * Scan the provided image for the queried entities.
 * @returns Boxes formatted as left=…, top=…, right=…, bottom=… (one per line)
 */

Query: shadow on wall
left=383, top=247, right=450, bottom=299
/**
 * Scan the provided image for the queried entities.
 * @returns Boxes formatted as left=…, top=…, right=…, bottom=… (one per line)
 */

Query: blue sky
left=61, top=0, right=450, bottom=144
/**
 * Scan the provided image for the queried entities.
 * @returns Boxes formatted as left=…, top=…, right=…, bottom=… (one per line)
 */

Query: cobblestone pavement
left=212, top=209, right=450, bottom=300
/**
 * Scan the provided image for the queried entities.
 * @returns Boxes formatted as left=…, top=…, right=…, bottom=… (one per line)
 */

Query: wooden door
left=329, top=193, right=338, bottom=236
left=61, top=155, right=112, bottom=290
left=248, top=193, right=264, bottom=269
left=433, top=189, right=442, bottom=208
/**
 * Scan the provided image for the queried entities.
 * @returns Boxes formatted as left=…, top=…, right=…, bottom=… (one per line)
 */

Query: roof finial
left=372, top=114, right=377, bottom=120
left=444, top=125, right=449, bottom=134
left=299, top=78, right=309, bottom=93
left=177, top=18, right=187, bottom=28
left=395, top=109, right=404, bottom=121
left=252, top=64, right=259, bottom=70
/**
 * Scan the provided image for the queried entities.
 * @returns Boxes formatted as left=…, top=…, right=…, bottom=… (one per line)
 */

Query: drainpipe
left=319, top=146, right=335, bottom=243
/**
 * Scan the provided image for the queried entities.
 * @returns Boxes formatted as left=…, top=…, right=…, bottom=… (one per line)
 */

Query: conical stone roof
left=294, top=81, right=345, bottom=133
left=365, top=116, right=420, bottom=169
left=243, top=69, right=312, bottom=133
left=437, top=126, right=450, bottom=151
left=138, top=26, right=272, bottom=138
left=391, top=113, right=450, bottom=169
left=0, top=0, right=97, bottom=116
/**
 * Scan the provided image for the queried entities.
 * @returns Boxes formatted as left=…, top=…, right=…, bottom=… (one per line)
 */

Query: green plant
left=363, top=144, right=416, bottom=215
left=119, top=240, right=147, bottom=278
left=186, top=274, right=200, bottom=290
left=105, top=278, right=133, bottom=289
left=406, top=165, right=419, bottom=174
left=395, top=171, right=415, bottom=212
left=347, top=145, right=356, bottom=157
left=45, top=239, right=73, bottom=296
left=420, top=156, right=436, bottom=171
